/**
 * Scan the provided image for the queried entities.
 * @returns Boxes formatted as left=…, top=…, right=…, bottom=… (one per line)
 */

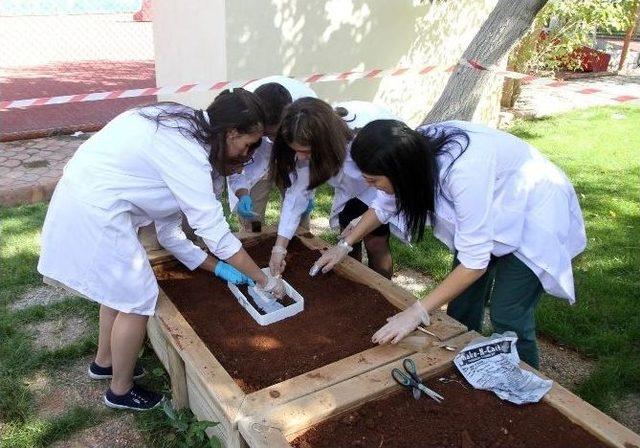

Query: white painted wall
left=153, top=0, right=504, bottom=126
left=152, top=0, right=227, bottom=108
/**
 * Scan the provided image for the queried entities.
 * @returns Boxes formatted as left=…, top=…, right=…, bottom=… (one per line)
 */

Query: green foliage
left=1, top=407, right=103, bottom=448
left=160, top=401, right=222, bottom=448
left=510, top=0, right=636, bottom=75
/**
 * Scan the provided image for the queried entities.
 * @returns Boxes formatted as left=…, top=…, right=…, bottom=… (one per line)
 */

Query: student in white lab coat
left=228, top=76, right=317, bottom=231
left=312, top=119, right=586, bottom=368
left=268, top=98, right=404, bottom=279
left=38, top=89, right=285, bottom=411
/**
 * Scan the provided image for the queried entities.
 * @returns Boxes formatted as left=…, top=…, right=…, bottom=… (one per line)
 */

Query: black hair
left=351, top=119, right=469, bottom=242
left=334, top=106, right=352, bottom=121
left=334, top=105, right=363, bottom=133
left=254, top=83, right=293, bottom=127
left=138, top=88, right=265, bottom=171
left=270, top=97, right=353, bottom=190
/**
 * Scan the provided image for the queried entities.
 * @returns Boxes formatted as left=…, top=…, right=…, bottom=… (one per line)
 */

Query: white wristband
left=337, top=239, right=353, bottom=253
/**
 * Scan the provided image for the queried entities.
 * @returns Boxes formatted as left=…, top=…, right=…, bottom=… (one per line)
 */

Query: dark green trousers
left=446, top=253, right=544, bottom=368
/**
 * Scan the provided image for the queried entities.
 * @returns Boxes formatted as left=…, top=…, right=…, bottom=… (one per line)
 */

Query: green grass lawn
left=508, top=106, right=640, bottom=411
left=0, top=105, right=638, bottom=446
left=0, top=203, right=102, bottom=447
left=313, top=106, right=640, bottom=412
left=0, top=205, right=197, bottom=446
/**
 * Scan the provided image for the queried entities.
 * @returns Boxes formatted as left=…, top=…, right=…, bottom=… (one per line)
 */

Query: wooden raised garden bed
left=239, top=330, right=640, bottom=448
left=146, top=228, right=467, bottom=447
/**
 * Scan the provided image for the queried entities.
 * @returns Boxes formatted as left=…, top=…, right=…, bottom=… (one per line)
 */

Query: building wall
left=154, top=0, right=504, bottom=126
left=153, top=0, right=227, bottom=108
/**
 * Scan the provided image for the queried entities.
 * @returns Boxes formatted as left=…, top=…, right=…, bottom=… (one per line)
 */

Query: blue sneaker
left=88, top=362, right=145, bottom=380
left=104, top=384, right=164, bottom=411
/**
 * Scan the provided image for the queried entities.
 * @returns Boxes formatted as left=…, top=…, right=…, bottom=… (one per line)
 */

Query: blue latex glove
left=237, top=195, right=257, bottom=220
left=301, top=198, right=315, bottom=218
left=214, top=261, right=255, bottom=286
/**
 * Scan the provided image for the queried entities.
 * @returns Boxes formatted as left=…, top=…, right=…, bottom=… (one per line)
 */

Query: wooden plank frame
left=146, top=228, right=467, bottom=447
left=239, top=331, right=640, bottom=448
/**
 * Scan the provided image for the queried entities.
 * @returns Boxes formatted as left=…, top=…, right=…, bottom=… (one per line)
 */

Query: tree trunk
left=618, top=0, right=640, bottom=72
left=422, top=0, right=548, bottom=124
left=500, top=78, right=522, bottom=108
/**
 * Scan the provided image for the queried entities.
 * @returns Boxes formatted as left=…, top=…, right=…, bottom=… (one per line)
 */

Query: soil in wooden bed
left=156, top=236, right=400, bottom=393
left=291, top=369, right=611, bottom=448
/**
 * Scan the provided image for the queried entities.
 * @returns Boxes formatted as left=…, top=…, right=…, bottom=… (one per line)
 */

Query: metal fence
left=0, top=0, right=156, bottom=140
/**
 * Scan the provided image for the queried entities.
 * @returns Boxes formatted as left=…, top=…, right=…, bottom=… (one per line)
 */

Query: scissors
left=391, top=358, right=444, bottom=403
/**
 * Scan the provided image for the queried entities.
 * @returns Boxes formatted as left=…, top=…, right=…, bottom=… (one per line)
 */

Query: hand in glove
left=309, top=239, right=353, bottom=276
left=301, top=198, right=315, bottom=218
left=269, top=246, right=287, bottom=276
left=371, top=301, right=430, bottom=345
left=214, top=261, right=255, bottom=286
left=253, top=273, right=286, bottom=300
left=237, top=195, right=258, bottom=220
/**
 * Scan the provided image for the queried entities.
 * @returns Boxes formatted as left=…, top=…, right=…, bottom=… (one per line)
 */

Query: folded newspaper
left=453, top=332, right=553, bottom=405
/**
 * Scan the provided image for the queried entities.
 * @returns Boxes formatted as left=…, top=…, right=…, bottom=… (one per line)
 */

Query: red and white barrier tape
left=1, top=59, right=637, bottom=110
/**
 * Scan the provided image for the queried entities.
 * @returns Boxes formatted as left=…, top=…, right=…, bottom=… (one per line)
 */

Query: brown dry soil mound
left=291, top=369, right=610, bottom=448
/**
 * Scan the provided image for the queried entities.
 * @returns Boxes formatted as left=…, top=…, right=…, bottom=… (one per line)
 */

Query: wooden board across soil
left=239, top=330, right=640, bottom=448
left=156, top=236, right=403, bottom=393
left=147, top=229, right=464, bottom=447
left=148, top=230, right=640, bottom=448
left=290, top=369, right=610, bottom=448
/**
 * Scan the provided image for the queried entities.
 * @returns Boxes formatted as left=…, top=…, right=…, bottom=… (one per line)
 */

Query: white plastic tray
left=227, top=268, right=304, bottom=326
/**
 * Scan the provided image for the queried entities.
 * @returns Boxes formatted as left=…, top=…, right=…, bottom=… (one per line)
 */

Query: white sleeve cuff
left=373, top=207, right=394, bottom=225
left=371, top=190, right=397, bottom=225
left=228, top=172, right=250, bottom=193
left=154, top=217, right=209, bottom=270
left=184, top=249, right=208, bottom=271
left=456, top=250, right=491, bottom=270
left=277, top=223, right=298, bottom=240
left=206, top=231, right=243, bottom=260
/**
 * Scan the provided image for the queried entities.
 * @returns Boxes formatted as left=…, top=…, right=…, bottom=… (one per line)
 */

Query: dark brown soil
left=291, top=370, right=611, bottom=448
left=156, top=236, right=399, bottom=393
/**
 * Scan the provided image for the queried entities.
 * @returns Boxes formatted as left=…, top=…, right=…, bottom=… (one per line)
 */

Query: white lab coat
left=332, top=100, right=397, bottom=130
left=372, top=121, right=586, bottom=303
left=227, top=137, right=272, bottom=209
left=242, top=75, right=318, bottom=101
left=38, top=106, right=242, bottom=315
left=277, top=100, right=408, bottom=241
left=227, top=76, right=318, bottom=210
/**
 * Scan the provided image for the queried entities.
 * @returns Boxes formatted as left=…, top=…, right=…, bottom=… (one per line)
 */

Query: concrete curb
left=0, top=178, right=59, bottom=206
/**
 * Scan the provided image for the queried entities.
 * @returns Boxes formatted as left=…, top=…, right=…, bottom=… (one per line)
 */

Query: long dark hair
left=270, top=97, right=353, bottom=190
left=351, top=120, right=469, bottom=242
left=254, top=83, right=292, bottom=126
left=138, top=88, right=265, bottom=171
